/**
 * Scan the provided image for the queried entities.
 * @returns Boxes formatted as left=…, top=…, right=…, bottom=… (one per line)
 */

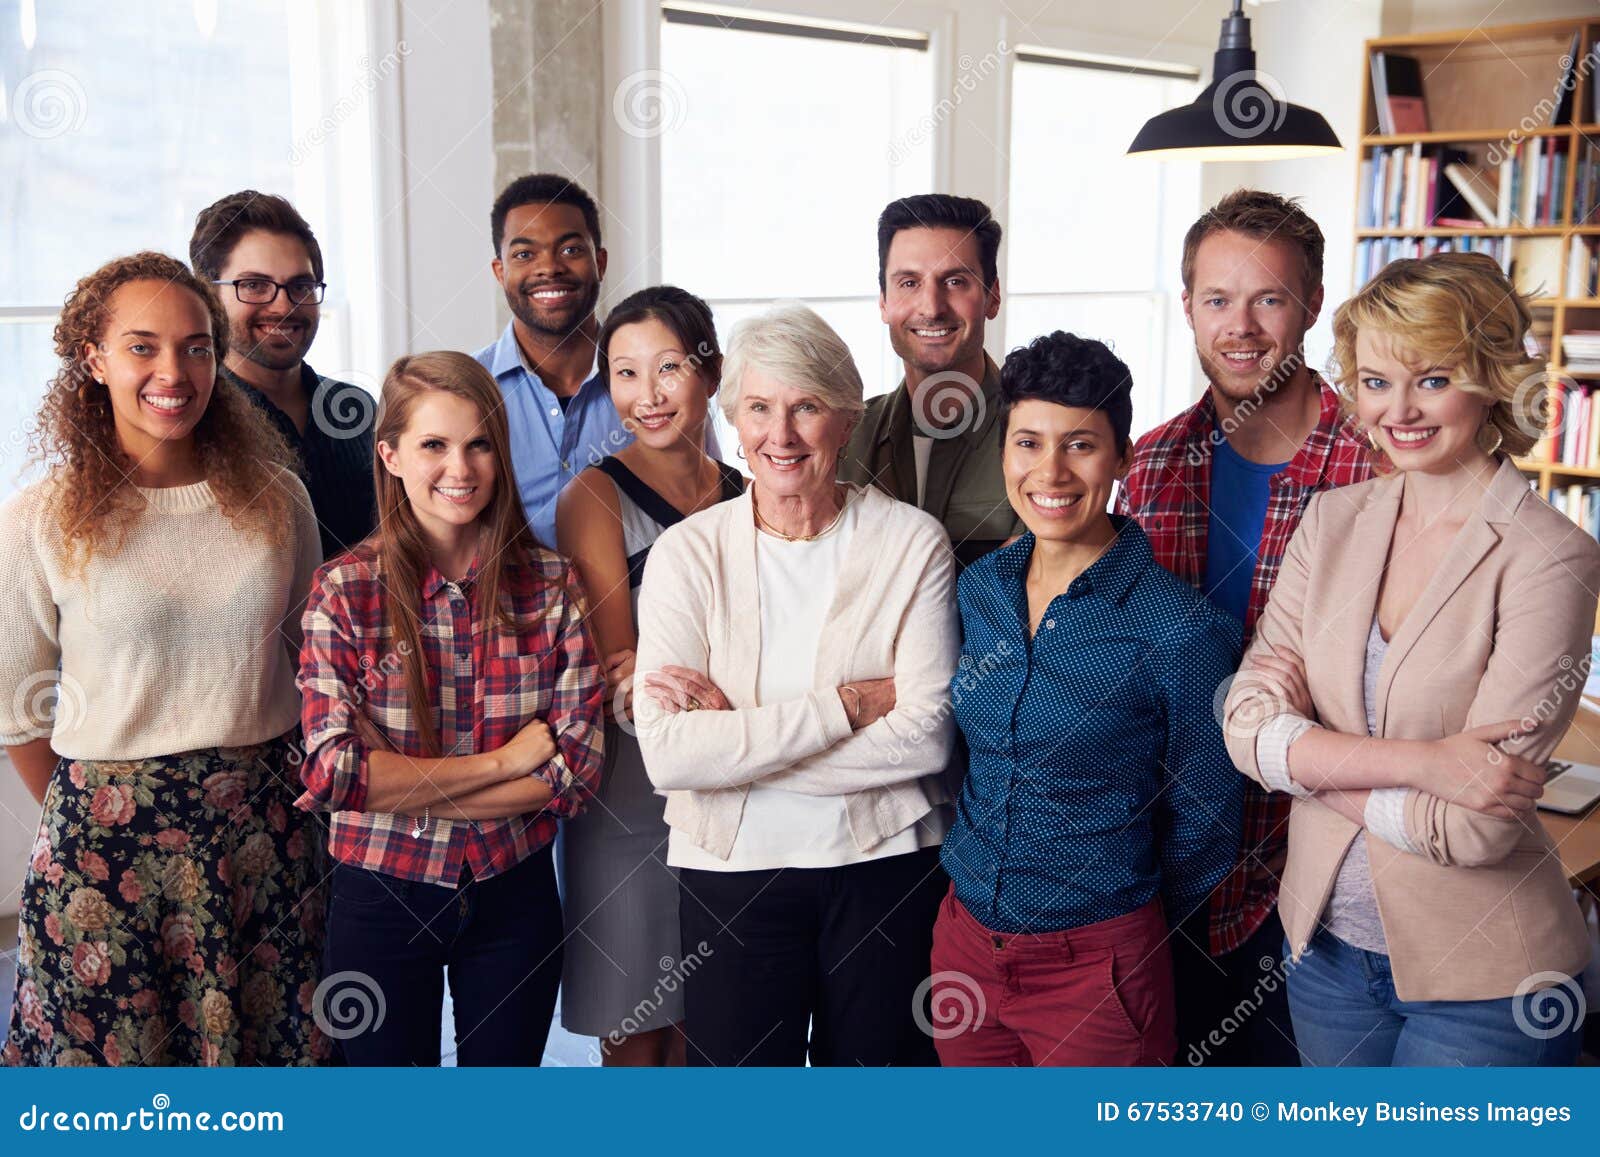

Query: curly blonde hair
left=31, top=251, right=299, bottom=570
left=1331, top=252, right=1543, bottom=458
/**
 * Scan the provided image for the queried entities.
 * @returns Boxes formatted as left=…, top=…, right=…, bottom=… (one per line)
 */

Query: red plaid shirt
left=1116, top=374, right=1373, bottom=955
left=296, top=539, right=604, bottom=886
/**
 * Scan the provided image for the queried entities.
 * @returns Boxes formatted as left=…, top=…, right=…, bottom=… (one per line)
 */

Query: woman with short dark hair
left=931, top=331, right=1243, bottom=1067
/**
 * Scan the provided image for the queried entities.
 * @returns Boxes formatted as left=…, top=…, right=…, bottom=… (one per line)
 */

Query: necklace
left=752, top=487, right=848, bottom=542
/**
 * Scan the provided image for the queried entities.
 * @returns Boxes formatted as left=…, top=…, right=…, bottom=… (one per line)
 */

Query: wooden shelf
left=1355, top=226, right=1565, bottom=237
left=1361, top=126, right=1576, bottom=146
left=1518, top=458, right=1600, bottom=480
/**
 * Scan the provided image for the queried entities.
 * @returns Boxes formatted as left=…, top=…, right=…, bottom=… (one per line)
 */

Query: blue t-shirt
left=1203, top=439, right=1289, bottom=624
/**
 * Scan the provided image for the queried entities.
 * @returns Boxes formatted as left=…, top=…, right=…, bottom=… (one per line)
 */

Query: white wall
left=381, top=0, right=499, bottom=360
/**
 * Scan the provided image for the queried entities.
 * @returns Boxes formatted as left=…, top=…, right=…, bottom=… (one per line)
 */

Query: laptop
left=1538, top=760, right=1600, bottom=815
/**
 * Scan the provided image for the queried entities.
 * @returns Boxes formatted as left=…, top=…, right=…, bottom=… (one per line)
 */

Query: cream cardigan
left=635, top=483, right=958, bottom=861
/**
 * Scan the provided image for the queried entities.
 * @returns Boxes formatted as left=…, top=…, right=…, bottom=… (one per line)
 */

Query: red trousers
left=929, top=887, right=1176, bottom=1066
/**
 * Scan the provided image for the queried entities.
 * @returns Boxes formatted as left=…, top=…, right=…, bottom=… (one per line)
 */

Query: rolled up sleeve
left=295, top=572, right=370, bottom=814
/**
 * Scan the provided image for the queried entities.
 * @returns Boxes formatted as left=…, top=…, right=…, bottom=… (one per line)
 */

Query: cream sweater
left=0, top=471, right=321, bottom=759
left=635, top=483, right=958, bottom=861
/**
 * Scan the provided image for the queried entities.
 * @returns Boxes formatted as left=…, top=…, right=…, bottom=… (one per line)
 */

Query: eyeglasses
left=213, top=277, right=327, bottom=305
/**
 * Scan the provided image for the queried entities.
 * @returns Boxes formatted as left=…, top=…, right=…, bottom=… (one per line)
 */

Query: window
left=0, top=0, right=381, bottom=500
left=1003, top=53, right=1201, bottom=440
left=659, top=2, right=935, bottom=446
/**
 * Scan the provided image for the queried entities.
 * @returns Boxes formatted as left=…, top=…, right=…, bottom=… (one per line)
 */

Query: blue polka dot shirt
left=941, top=515, right=1244, bottom=934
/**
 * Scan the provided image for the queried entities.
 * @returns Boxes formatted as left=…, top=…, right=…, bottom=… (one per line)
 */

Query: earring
left=1365, top=427, right=1382, bottom=454
left=735, top=444, right=746, bottom=461
left=1482, top=423, right=1504, bottom=457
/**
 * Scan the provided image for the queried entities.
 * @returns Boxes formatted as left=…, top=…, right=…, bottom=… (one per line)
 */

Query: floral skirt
left=2, top=736, right=333, bottom=1066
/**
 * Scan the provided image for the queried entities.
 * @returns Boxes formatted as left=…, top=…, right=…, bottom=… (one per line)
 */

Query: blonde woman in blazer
left=1224, top=253, right=1599, bottom=1066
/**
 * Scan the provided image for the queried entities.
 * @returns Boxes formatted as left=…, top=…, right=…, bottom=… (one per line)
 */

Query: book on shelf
left=1442, top=161, right=1497, bottom=224
left=1552, top=31, right=1582, bottom=126
left=1370, top=52, right=1428, bottom=134
left=1355, top=234, right=1511, bottom=287
left=1547, top=481, right=1600, bottom=541
left=1567, top=238, right=1599, bottom=298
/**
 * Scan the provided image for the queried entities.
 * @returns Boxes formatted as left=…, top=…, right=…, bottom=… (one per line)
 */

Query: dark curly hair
left=31, top=251, right=299, bottom=571
left=998, top=331, right=1134, bottom=451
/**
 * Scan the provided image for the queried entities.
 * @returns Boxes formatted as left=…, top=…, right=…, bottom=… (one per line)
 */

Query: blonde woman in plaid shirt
left=297, top=352, right=604, bottom=1066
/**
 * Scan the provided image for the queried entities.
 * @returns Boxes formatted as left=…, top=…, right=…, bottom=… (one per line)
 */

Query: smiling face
left=1353, top=328, right=1494, bottom=473
left=606, top=316, right=715, bottom=451
left=733, top=366, right=854, bottom=503
left=1184, top=230, right=1321, bottom=403
left=377, top=390, right=498, bottom=543
left=216, top=229, right=320, bottom=373
left=492, top=202, right=606, bottom=339
left=1002, top=399, right=1129, bottom=545
left=83, top=279, right=219, bottom=466
left=879, top=226, right=1000, bottom=379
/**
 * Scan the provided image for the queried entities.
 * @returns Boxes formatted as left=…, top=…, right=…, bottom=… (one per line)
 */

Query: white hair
left=718, top=302, right=866, bottom=423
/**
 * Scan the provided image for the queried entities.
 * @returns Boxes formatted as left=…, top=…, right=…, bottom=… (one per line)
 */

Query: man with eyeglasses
left=190, top=190, right=377, bottom=560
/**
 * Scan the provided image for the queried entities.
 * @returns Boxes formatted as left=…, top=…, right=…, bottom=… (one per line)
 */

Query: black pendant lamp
left=1127, top=0, right=1342, bottom=161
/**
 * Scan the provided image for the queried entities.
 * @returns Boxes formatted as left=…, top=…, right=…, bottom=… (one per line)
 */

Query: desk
left=1546, top=705, right=1600, bottom=891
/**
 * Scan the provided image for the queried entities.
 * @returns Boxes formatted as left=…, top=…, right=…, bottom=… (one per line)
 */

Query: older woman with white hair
left=634, top=303, right=958, bottom=1067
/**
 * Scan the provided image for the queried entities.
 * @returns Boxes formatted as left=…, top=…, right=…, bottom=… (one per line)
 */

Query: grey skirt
left=558, top=724, right=683, bottom=1039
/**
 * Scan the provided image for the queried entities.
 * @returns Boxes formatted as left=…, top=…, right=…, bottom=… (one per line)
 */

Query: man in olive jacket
left=841, top=194, right=1021, bottom=570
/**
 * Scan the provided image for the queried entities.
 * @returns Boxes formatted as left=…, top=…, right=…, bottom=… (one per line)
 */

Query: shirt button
left=560, top=460, right=570, bottom=472
left=549, top=407, right=559, bottom=417
left=991, top=934, right=1005, bottom=950
left=1044, top=618, right=1055, bottom=630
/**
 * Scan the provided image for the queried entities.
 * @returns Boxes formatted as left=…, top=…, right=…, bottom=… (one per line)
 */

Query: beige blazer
left=1225, top=458, right=1600, bottom=1002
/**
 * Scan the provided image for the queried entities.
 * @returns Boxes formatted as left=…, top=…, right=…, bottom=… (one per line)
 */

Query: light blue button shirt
left=475, top=322, right=721, bottom=549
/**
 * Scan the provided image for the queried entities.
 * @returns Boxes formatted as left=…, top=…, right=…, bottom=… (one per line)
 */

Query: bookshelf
left=1355, top=18, right=1600, bottom=541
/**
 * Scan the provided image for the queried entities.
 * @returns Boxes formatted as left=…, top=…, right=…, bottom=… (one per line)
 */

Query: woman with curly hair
left=0, top=251, right=330, bottom=1067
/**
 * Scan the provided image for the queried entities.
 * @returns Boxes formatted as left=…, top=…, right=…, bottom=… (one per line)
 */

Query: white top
left=668, top=499, right=944, bottom=871
left=1322, top=619, right=1398, bottom=952
left=912, top=433, right=934, bottom=508
left=636, top=483, right=958, bottom=861
left=0, top=471, right=321, bottom=759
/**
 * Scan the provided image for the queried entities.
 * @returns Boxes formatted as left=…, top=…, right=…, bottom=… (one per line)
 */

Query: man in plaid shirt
left=1118, top=190, right=1373, bottom=1065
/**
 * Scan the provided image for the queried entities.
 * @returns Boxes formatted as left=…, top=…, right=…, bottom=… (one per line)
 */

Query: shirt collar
left=992, top=513, right=1151, bottom=607
left=1180, top=370, right=1360, bottom=487
left=487, top=320, right=602, bottom=394
left=420, top=525, right=488, bottom=599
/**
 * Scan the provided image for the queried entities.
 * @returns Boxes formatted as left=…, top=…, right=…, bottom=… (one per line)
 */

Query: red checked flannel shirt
left=296, top=539, right=604, bottom=886
left=1116, top=374, right=1373, bottom=955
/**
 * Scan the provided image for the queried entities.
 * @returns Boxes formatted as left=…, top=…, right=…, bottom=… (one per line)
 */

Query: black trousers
left=1171, top=904, right=1300, bottom=1066
left=321, top=844, right=564, bottom=1066
left=678, top=846, right=945, bottom=1067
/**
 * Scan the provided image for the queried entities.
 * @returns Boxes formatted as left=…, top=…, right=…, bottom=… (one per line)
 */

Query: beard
left=232, top=314, right=316, bottom=373
left=1197, top=344, right=1302, bottom=405
left=507, top=278, right=601, bottom=339
left=888, top=320, right=981, bottom=378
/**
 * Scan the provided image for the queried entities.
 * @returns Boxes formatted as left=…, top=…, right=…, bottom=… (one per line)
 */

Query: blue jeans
left=1286, top=929, right=1583, bottom=1066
